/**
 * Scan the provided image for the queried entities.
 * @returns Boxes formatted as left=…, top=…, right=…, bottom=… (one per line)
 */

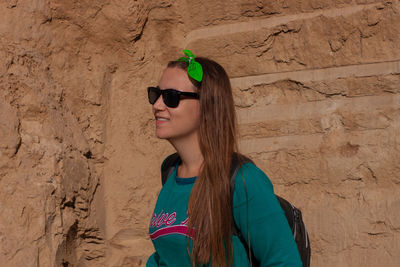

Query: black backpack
left=161, top=153, right=311, bottom=267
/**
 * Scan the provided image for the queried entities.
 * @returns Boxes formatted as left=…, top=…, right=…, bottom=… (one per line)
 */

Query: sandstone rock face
left=0, top=0, right=399, bottom=266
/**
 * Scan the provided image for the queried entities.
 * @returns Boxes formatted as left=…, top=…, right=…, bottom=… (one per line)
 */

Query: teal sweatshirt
left=147, top=162, right=301, bottom=266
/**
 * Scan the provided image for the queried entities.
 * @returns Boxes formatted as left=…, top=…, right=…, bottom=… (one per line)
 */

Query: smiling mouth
left=156, top=118, right=169, bottom=121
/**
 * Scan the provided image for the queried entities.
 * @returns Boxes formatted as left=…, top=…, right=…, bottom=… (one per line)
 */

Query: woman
left=146, top=50, right=301, bottom=266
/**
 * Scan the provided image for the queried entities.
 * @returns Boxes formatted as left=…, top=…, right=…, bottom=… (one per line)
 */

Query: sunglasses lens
left=163, top=90, right=180, bottom=108
left=148, top=87, right=160, bottom=104
left=147, top=87, right=182, bottom=108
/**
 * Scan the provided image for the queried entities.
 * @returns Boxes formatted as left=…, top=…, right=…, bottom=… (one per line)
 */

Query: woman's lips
left=156, top=117, right=169, bottom=125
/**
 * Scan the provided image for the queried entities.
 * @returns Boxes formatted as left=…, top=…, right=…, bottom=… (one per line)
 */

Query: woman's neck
left=169, top=134, right=203, bottom=178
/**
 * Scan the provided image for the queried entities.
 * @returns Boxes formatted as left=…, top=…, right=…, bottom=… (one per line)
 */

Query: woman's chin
left=155, top=130, right=170, bottom=140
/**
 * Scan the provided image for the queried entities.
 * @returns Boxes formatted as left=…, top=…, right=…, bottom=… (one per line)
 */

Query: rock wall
left=0, top=0, right=399, bottom=266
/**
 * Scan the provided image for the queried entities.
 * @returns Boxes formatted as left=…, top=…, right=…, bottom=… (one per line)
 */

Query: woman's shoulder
left=232, top=160, right=283, bottom=216
left=234, top=161, right=274, bottom=193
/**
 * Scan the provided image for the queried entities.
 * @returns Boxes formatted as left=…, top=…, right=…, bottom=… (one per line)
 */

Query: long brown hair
left=168, top=57, right=238, bottom=266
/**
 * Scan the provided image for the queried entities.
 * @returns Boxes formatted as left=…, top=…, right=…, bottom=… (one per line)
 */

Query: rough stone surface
left=0, top=0, right=399, bottom=266
left=189, top=2, right=400, bottom=76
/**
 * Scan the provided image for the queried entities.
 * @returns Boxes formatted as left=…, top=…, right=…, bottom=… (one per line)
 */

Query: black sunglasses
left=147, top=86, right=199, bottom=108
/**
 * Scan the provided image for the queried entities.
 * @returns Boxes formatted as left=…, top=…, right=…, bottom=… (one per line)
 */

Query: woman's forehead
left=159, top=67, right=196, bottom=92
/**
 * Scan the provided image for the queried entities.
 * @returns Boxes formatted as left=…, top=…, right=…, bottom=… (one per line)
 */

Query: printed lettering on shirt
left=180, top=217, right=189, bottom=225
left=150, top=211, right=177, bottom=228
left=149, top=210, right=193, bottom=240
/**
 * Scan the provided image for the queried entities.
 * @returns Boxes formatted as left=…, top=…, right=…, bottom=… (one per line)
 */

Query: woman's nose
left=153, top=94, right=166, bottom=111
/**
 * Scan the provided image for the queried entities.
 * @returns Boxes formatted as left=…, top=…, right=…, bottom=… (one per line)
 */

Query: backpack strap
left=230, top=153, right=259, bottom=266
left=230, top=153, right=253, bottom=234
left=230, top=153, right=253, bottom=192
left=161, top=153, right=180, bottom=185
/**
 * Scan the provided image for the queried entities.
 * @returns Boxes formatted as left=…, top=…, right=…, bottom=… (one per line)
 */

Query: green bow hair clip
left=177, top=49, right=203, bottom=82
